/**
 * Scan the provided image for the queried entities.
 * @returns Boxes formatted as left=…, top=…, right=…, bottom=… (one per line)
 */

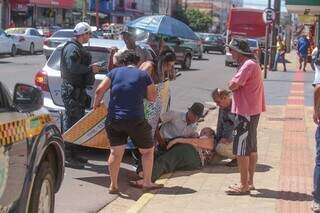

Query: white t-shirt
left=312, top=47, right=320, bottom=86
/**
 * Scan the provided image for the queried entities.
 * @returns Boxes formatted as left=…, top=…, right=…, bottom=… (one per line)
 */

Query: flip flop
left=129, top=180, right=144, bottom=189
left=226, top=186, right=250, bottom=196
left=109, top=187, right=119, bottom=194
left=229, top=183, right=255, bottom=191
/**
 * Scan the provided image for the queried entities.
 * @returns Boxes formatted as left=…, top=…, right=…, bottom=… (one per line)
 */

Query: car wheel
left=29, top=43, right=35, bottom=55
left=11, top=45, right=17, bottom=57
left=182, top=54, right=192, bottom=70
left=28, top=161, right=55, bottom=213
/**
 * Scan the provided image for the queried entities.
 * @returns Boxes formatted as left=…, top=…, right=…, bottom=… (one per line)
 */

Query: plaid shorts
left=233, top=114, right=260, bottom=156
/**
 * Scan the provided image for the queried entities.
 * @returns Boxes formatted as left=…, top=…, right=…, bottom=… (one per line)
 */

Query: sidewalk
left=99, top=52, right=317, bottom=213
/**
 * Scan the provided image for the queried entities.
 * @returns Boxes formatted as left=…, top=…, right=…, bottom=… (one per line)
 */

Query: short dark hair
left=117, top=49, right=140, bottom=66
left=161, top=51, right=176, bottom=63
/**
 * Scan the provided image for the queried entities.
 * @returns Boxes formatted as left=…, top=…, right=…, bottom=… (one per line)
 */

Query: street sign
left=263, top=8, right=275, bottom=24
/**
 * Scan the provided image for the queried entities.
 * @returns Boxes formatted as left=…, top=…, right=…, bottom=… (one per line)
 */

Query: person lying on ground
left=134, top=127, right=215, bottom=183
left=210, top=88, right=237, bottom=167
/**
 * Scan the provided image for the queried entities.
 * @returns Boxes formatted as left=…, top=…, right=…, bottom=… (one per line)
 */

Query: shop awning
left=29, top=0, right=74, bottom=9
left=286, top=0, right=320, bottom=15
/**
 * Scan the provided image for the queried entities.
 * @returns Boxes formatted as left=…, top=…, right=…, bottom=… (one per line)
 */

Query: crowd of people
left=59, top=22, right=267, bottom=196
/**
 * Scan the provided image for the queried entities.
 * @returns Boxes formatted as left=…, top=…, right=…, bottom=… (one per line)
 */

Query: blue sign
left=89, top=0, right=112, bottom=14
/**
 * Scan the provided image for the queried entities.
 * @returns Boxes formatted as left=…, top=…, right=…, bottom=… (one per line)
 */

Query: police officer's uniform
left=60, top=22, right=94, bottom=168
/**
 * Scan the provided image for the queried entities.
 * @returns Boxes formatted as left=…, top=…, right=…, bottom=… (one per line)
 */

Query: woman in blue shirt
left=93, top=50, right=163, bottom=193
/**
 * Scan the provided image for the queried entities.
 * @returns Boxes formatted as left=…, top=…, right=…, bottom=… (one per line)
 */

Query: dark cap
left=188, top=102, right=204, bottom=117
left=225, top=38, right=253, bottom=56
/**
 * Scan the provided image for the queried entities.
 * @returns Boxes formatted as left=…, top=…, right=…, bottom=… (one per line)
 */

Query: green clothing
left=151, top=144, right=201, bottom=182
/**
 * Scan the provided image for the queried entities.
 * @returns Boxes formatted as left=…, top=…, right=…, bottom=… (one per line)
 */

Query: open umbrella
left=127, top=15, right=198, bottom=40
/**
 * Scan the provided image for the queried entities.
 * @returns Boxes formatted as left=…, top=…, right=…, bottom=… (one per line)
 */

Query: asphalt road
left=0, top=50, right=314, bottom=212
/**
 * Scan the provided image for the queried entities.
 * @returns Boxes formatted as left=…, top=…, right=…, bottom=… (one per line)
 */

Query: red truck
left=225, top=8, right=267, bottom=66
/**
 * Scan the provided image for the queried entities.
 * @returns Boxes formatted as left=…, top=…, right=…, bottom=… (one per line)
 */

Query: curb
left=126, top=173, right=172, bottom=213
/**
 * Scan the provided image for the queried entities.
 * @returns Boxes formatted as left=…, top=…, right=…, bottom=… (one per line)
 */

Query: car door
left=0, top=30, right=9, bottom=53
left=30, top=29, right=43, bottom=51
left=0, top=82, right=28, bottom=210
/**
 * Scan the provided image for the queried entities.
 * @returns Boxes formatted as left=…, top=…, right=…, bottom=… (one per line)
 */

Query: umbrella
left=127, top=15, right=198, bottom=40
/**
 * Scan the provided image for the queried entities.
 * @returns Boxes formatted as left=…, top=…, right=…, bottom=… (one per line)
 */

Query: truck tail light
left=44, top=39, right=50, bottom=46
left=35, top=70, right=49, bottom=92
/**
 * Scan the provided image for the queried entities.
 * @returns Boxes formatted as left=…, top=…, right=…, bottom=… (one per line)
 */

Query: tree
left=172, top=5, right=189, bottom=25
left=185, top=9, right=213, bottom=32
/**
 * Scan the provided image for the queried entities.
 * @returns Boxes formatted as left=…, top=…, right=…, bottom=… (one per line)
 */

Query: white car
left=5, top=28, right=44, bottom=54
left=0, top=28, right=17, bottom=56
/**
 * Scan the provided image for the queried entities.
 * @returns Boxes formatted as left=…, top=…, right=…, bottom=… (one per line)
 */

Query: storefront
left=29, top=0, right=74, bottom=27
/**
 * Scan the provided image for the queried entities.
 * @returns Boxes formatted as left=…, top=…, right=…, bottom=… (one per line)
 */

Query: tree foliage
left=172, top=8, right=213, bottom=32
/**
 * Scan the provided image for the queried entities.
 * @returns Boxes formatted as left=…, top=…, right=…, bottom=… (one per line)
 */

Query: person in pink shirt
left=225, top=38, right=266, bottom=195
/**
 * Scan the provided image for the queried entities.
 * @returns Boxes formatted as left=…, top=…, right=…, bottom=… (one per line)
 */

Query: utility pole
left=82, top=0, right=87, bottom=22
left=269, top=0, right=281, bottom=70
left=95, top=0, right=99, bottom=28
left=263, top=0, right=271, bottom=79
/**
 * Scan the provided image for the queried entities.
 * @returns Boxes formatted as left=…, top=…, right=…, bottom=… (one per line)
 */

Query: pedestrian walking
left=225, top=38, right=266, bottom=195
left=312, top=40, right=320, bottom=213
left=60, top=22, right=101, bottom=169
left=272, top=35, right=287, bottom=72
left=93, top=50, right=163, bottom=194
left=297, top=34, right=310, bottom=72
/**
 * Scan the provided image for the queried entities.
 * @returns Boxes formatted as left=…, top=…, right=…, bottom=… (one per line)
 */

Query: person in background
left=297, top=34, right=310, bottom=72
left=272, top=35, right=287, bottom=72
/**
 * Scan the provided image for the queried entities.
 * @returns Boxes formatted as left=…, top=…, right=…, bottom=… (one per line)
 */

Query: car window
left=30, top=29, right=40, bottom=36
left=47, top=48, right=109, bottom=71
left=52, top=31, right=74, bottom=38
left=247, top=40, right=258, bottom=48
left=5, top=28, right=26, bottom=34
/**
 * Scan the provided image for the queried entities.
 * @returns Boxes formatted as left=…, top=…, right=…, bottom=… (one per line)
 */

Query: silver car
left=43, top=29, right=74, bottom=60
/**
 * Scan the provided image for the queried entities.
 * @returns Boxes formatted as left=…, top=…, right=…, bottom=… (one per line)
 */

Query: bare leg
left=299, top=57, right=302, bottom=70
left=237, top=155, right=250, bottom=190
left=108, top=145, right=125, bottom=190
left=248, top=152, right=257, bottom=186
left=303, top=59, right=307, bottom=72
left=139, top=147, right=159, bottom=187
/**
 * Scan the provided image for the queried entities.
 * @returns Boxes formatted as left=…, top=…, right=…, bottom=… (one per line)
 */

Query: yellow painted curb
left=126, top=173, right=172, bottom=213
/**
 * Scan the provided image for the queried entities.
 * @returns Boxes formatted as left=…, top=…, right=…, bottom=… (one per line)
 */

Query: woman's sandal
left=229, top=183, right=255, bottom=191
left=109, top=187, right=119, bottom=194
left=226, top=185, right=250, bottom=196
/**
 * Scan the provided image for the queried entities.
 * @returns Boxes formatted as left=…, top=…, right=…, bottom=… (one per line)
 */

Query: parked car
left=5, top=28, right=44, bottom=55
left=0, top=29, right=17, bottom=57
left=181, top=38, right=203, bottom=59
left=225, top=38, right=260, bottom=67
left=202, top=34, right=225, bottom=54
left=37, top=26, right=62, bottom=38
left=0, top=82, right=64, bottom=212
left=34, top=38, right=174, bottom=150
left=43, top=29, right=74, bottom=60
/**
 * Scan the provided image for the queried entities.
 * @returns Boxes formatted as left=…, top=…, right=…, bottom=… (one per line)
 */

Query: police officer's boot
left=65, top=143, right=85, bottom=169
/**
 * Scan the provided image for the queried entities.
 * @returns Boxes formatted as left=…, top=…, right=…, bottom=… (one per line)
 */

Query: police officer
left=60, top=22, right=101, bottom=169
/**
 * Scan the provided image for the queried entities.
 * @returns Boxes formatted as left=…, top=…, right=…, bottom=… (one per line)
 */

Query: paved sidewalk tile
left=99, top=52, right=317, bottom=213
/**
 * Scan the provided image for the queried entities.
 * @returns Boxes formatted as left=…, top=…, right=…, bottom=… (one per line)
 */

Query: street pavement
left=1, top=51, right=316, bottom=213
left=0, top=51, right=237, bottom=212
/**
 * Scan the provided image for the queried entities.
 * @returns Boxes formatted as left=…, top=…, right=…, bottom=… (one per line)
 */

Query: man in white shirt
left=156, top=102, right=204, bottom=149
